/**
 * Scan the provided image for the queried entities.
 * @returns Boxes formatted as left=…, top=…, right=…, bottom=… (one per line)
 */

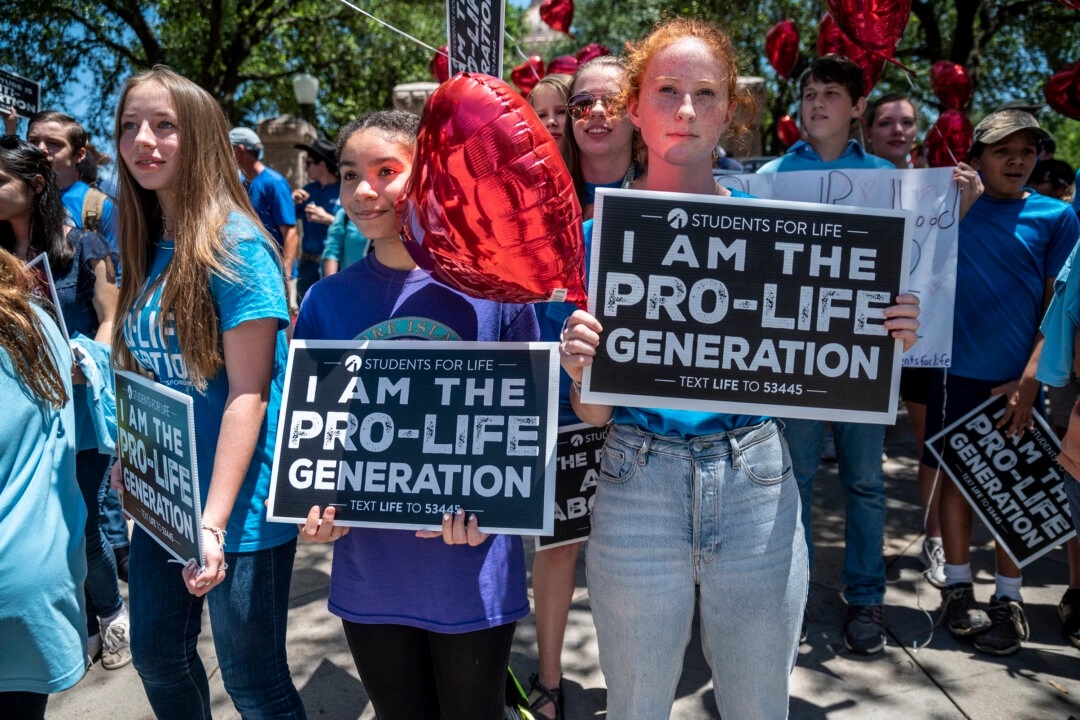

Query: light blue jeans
left=781, top=419, right=886, bottom=606
left=587, top=420, right=807, bottom=720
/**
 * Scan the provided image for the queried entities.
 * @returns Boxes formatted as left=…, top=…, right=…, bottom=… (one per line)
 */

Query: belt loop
left=729, top=434, right=742, bottom=469
left=637, top=431, right=652, bottom=465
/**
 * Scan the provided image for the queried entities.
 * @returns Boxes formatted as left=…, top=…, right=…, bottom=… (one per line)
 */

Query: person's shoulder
left=259, top=166, right=291, bottom=188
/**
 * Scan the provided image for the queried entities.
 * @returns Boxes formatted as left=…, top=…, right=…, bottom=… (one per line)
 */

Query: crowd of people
left=2, top=14, right=1079, bottom=720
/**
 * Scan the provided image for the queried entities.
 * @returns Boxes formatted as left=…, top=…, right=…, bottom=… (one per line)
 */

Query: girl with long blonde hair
left=110, top=66, right=305, bottom=719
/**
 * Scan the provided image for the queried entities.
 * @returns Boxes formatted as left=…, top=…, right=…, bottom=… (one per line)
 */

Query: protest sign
left=0, top=68, right=40, bottom=118
left=268, top=340, right=559, bottom=535
left=582, top=188, right=910, bottom=423
left=536, top=424, right=605, bottom=551
left=114, top=370, right=204, bottom=566
left=25, top=252, right=68, bottom=341
left=446, top=0, right=504, bottom=76
left=718, top=168, right=958, bottom=368
left=926, top=394, right=1075, bottom=567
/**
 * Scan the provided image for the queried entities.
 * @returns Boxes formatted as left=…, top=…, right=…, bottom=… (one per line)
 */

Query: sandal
left=527, top=673, right=564, bottom=720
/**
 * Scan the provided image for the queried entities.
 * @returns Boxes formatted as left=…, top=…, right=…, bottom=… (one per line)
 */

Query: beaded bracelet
left=201, top=524, right=227, bottom=549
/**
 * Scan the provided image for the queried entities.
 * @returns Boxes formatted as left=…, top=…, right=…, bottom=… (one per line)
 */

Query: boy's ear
left=627, top=96, right=642, bottom=129
left=851, top=96, right=868, bottom=119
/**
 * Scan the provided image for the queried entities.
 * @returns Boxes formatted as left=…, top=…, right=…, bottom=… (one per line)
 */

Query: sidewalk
left=48, top=411, right=1080, bottom=719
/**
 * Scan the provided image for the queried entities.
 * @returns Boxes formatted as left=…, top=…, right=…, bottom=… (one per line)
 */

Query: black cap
left=293, top=137, right=338, bottom=169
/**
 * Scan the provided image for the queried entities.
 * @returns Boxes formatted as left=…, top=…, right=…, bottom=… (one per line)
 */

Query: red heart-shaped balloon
left=816, top=13, right=886, bottom=95
left=547, top=54, right=579, bottom=76
left=766, top=20, right=801, bottom=80
left=924, top=109, right=972, bottom=167
left=825, top=0, right=911, bottom=57
left=1056, top=0, right=1080, bottom=9
left=777, top=114, right=801, bottom=148
left=429, top=45, right=449, bottom=84
left=1045, top=60, right=1080, bottom=120
left=511, top=56, right=545, bottom=96
left=540, top=0, right=574, bottom=34
left=930, top=60, right=972, bottom=111
left=576, top=43, right=611, bottom=65
left=400, top=73, right=587, bottom=307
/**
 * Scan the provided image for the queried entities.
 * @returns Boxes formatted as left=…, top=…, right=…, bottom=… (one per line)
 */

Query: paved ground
left=48, top=411, right=1080, bottom=719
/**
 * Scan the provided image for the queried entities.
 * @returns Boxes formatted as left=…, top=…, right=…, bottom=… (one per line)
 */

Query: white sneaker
left=87, top=632, right=102, bottom=668
left=101, top=605, right=132, bottom=670
left=921, top=538, right=947, bottom=588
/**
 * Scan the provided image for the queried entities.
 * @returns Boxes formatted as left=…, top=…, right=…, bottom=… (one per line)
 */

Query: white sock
left=995, top=574, right=1023, bottom=602
left=944, top=563, right=973, bottom=586
left=101, top=603, right=127, bottom=627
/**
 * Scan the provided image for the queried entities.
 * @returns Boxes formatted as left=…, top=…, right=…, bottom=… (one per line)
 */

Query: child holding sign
left=558, top=19, right=921, bottom=719
left=294, top=111, right=538, bottom=720
left=109, top=67, right=305, bottom=718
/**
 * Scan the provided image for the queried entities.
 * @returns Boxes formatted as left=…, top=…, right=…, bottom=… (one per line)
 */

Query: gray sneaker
left=921, top=539, right=946, bottom=588
left=973, top=595, right=1029, bottom=656
left=101, top=607, right=132, bottom=670
left=939, top=583, right=991, bottom=636
left=844, top=604, right=885, bottom=655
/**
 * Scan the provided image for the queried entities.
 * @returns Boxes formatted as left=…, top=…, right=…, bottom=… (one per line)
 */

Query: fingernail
left=443, top=513, right=451, bottom=522
left=456, top=507, right=464, bottom=516
left=469, top=514, right=477, bottom=523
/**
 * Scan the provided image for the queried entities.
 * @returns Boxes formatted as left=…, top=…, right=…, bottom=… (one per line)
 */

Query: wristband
left=201, top=524, right=227, bottom=550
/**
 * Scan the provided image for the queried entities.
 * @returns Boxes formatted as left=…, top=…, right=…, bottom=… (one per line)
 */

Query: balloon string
left=929, top=122, right=960, bottom=166
left=505, top=32, right=543, bottom=81
left=331, top=0, right=444, bottom=55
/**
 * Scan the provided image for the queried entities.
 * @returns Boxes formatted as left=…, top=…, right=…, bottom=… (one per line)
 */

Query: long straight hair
left=0, top=138, right=73, bottom=274
left=111, top=66, right=272, bottom=391
left=0, top=247, right=68, bottom=407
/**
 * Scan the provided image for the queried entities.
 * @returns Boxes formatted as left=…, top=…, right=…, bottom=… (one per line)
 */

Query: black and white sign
left=115, top=370, right=204, bottom=566
left=446, top=0, right=505, bottom=76
left=582, top=189, right=911, bottom=424
left=926, top=394, right=1075, bottom=567
left=268, top=340, right=560, bottom=535
left=0, top=68, right=41, bottom=118
left=537, top=424, right=605, bottom=551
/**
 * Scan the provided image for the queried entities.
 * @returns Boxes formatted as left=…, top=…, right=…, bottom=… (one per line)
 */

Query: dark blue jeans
left=76, top=450, right=123, bottom=635
left=128, top=529, right=306, bottom=719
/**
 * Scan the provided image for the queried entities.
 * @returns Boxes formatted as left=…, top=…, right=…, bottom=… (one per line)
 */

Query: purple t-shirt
left=293, top=253, right=538, bottom=632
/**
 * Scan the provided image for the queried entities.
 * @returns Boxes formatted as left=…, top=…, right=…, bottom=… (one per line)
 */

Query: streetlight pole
left=291, top=73, right=319, bottom=125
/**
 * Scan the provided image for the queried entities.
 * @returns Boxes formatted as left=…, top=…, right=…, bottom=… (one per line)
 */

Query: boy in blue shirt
left=759, top=55, right=894, bottom=655
left=923, top=110, right=1079, bottom=655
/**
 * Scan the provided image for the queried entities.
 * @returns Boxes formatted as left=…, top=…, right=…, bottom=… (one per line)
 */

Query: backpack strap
left=82, top=187, right=107, bottom=232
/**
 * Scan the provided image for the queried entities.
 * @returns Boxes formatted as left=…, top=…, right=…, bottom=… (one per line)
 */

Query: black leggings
left=0, top=691, right=48, bottom=719
left=341, top=620, right=516, bottom=720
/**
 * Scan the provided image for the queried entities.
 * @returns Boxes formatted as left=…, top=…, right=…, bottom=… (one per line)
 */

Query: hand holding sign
left=415, top=508, right=489, bottom=546
left=300, top=505, right=350, bottom=543
left=991, top=374, right=1040, bottom=439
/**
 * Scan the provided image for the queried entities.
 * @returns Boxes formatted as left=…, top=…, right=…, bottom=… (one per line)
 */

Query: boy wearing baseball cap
left=920, top=110, right=1080, bottom=655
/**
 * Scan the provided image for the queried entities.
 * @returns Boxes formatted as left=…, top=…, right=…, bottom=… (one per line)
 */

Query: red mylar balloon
left=1045, top=61, right=1080, bottom=120
left=766, top=20, right=801, bottom=80
left=776, top=114, right=801, bottom=148
left=1057, top=0, right=1080, bottom=9
left=930, top=61, right=972, bottom=111
left=816, top=13, right=886, bottom=94
left=511, top=56, right=545, bottom=96
left=576, top=43, right=611, bottom=65
left=547, top=54, right=579, bottom=76
left=824, top=0, right=911, bottom=58
left=400, top=73, right=587, bottom=307
left=924, top=110, right=972, bottom=167
left=540, top=0, right=573, bottom=34
left=429, top=45, right=449, bottom=84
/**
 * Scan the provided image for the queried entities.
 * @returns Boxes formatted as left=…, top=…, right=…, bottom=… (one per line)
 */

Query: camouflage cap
left=971, top=110, right=1052, bottom=149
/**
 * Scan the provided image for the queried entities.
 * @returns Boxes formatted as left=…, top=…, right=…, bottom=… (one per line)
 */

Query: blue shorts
left=921, top=371, right=1010, bottom=468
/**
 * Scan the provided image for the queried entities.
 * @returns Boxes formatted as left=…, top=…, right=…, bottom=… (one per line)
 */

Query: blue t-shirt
left=296, top=181, right=341, bottom=256
left=952, top=192, right=1079, bottom=380
left=322, top=209, right=369, bottom=270
left=294, top=253, right=538, bottom=633
left=0, top=305, right=87, bottom=694
left=246, top=167, right=296, bottom=248
left=62, top=180, right=119, bottom=269
left=121, top=212, right=295, bottom=552
left=756, top=139, right=894, bottom=173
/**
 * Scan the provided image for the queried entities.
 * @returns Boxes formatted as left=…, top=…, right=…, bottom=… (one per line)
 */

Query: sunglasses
left=305, top=157, right=320, bottom=166
left=566, top=92, right=621, bottom=120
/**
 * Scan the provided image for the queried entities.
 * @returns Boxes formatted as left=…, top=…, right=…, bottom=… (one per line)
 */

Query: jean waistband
left=608, top=419, right=780, bottom=459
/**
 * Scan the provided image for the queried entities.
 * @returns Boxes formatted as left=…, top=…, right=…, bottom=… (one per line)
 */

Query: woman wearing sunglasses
left=564, top=56, right=639, bottom=221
